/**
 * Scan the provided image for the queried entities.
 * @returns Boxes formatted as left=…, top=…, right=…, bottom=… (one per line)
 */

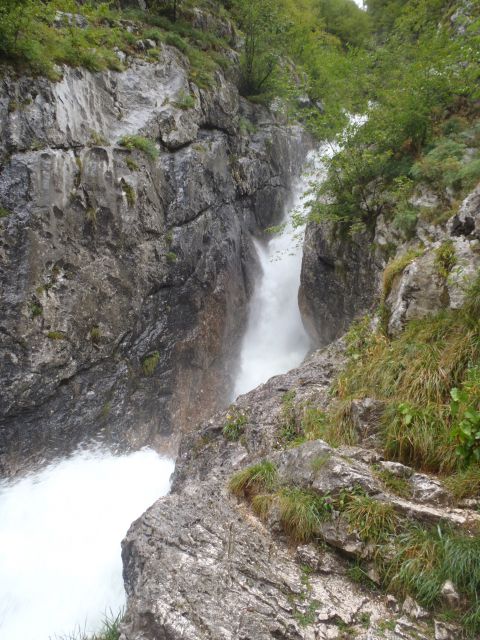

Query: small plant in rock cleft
left=119, top=135, right=158, bottom=161
left=172, top=89, right=195, bottom=110
left=142, top=351, right=160, bottom=376
left=223, top=407, right=248, bottom=442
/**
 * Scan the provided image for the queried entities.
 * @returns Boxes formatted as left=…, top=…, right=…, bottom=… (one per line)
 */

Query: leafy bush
left=450, top=366, right=480, bottom=464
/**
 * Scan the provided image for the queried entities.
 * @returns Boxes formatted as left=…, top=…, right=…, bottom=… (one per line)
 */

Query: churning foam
left=0, top=447, right=174, bottom=640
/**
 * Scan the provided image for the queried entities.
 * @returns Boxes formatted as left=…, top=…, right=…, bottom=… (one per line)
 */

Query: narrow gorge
left=0, top=1, right=479, bottom=640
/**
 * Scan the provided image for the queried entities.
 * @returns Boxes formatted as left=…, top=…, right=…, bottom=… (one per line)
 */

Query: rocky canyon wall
left=0, top=47, right=307, bottom=475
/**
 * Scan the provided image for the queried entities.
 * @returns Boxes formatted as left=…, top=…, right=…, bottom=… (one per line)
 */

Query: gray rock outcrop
left=299, top=221, right=379, bottom=346
left=120, top=340, right=474, bottom=639
left=0, top=46, right=307, bottom=475
left=299, top=181, right=480, bottom=345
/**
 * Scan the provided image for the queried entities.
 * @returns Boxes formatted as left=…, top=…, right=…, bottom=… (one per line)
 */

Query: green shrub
left=142, top=351, right=160, bottom=376
left=164, top=32, right=189, bottom=53
left=393, top=206, right=418, bottom=239
left=0, top=207, right=12, bottom=218
left=450, top=366, right=480, bottom=464
left=119, top=135, right=158, bottom=160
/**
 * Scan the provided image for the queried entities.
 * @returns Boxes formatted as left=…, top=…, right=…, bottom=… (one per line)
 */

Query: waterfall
left=0, top=141, right=344, bottom=640
left=0, top=447, right=174, bottom=640
left=233, top=151, right=324, bottom=398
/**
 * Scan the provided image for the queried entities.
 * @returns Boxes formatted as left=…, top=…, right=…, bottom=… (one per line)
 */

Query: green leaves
left=450, top=366, right=480, bottom=464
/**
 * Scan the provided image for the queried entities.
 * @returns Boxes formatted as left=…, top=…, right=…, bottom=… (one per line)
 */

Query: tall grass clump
left=445, top=465, right=480, bottom=500
left=334, top=271, right=480, bottom=473
left=229, top=460, right=278, bottom=498
left=59, top=610, right=121, bottom=639
left=343, top=494, right=398, bottom=543
left=381, top=525, right=480, bottom=636
left=278, top=487, right=333, bottom=543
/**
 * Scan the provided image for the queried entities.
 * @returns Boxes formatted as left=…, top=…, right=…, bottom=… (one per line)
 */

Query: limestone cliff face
left=0, top=47, right=307, bottom=475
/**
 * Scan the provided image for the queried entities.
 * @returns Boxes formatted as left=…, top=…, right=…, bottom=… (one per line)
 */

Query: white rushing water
left=0, top=447, right=174, bottom=640
left=234, top=152, right=320, bottom=398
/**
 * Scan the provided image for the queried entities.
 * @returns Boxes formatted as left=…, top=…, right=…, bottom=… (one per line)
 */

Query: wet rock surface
left=0, top=48, right=307, bottom=475
left=299, top=222, right=379, bottom=346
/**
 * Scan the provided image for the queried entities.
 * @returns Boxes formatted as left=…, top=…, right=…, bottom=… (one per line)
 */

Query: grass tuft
left=47, top=330, right=66, bottom=340
left=445, top=465, right=480, bottom=500
left=382, top=248, right=423, bottom=300
left=435, top=241, right=457, bottom=278
left=375, top=468, right=412, bottom=499
left=119, top=135, right=158, bottom=160
left=57, top=610, right=121, bottom=640
left=344, top=494, right=398, bottom=543
left=229, top=461, right=278, bottom=499
left=382, top=524, right=480, bottom=635
left=278, top=487, right=333, bottom=543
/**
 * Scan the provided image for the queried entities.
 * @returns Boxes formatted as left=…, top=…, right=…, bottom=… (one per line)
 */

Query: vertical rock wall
left=0, top=49, right=307, bottom=475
